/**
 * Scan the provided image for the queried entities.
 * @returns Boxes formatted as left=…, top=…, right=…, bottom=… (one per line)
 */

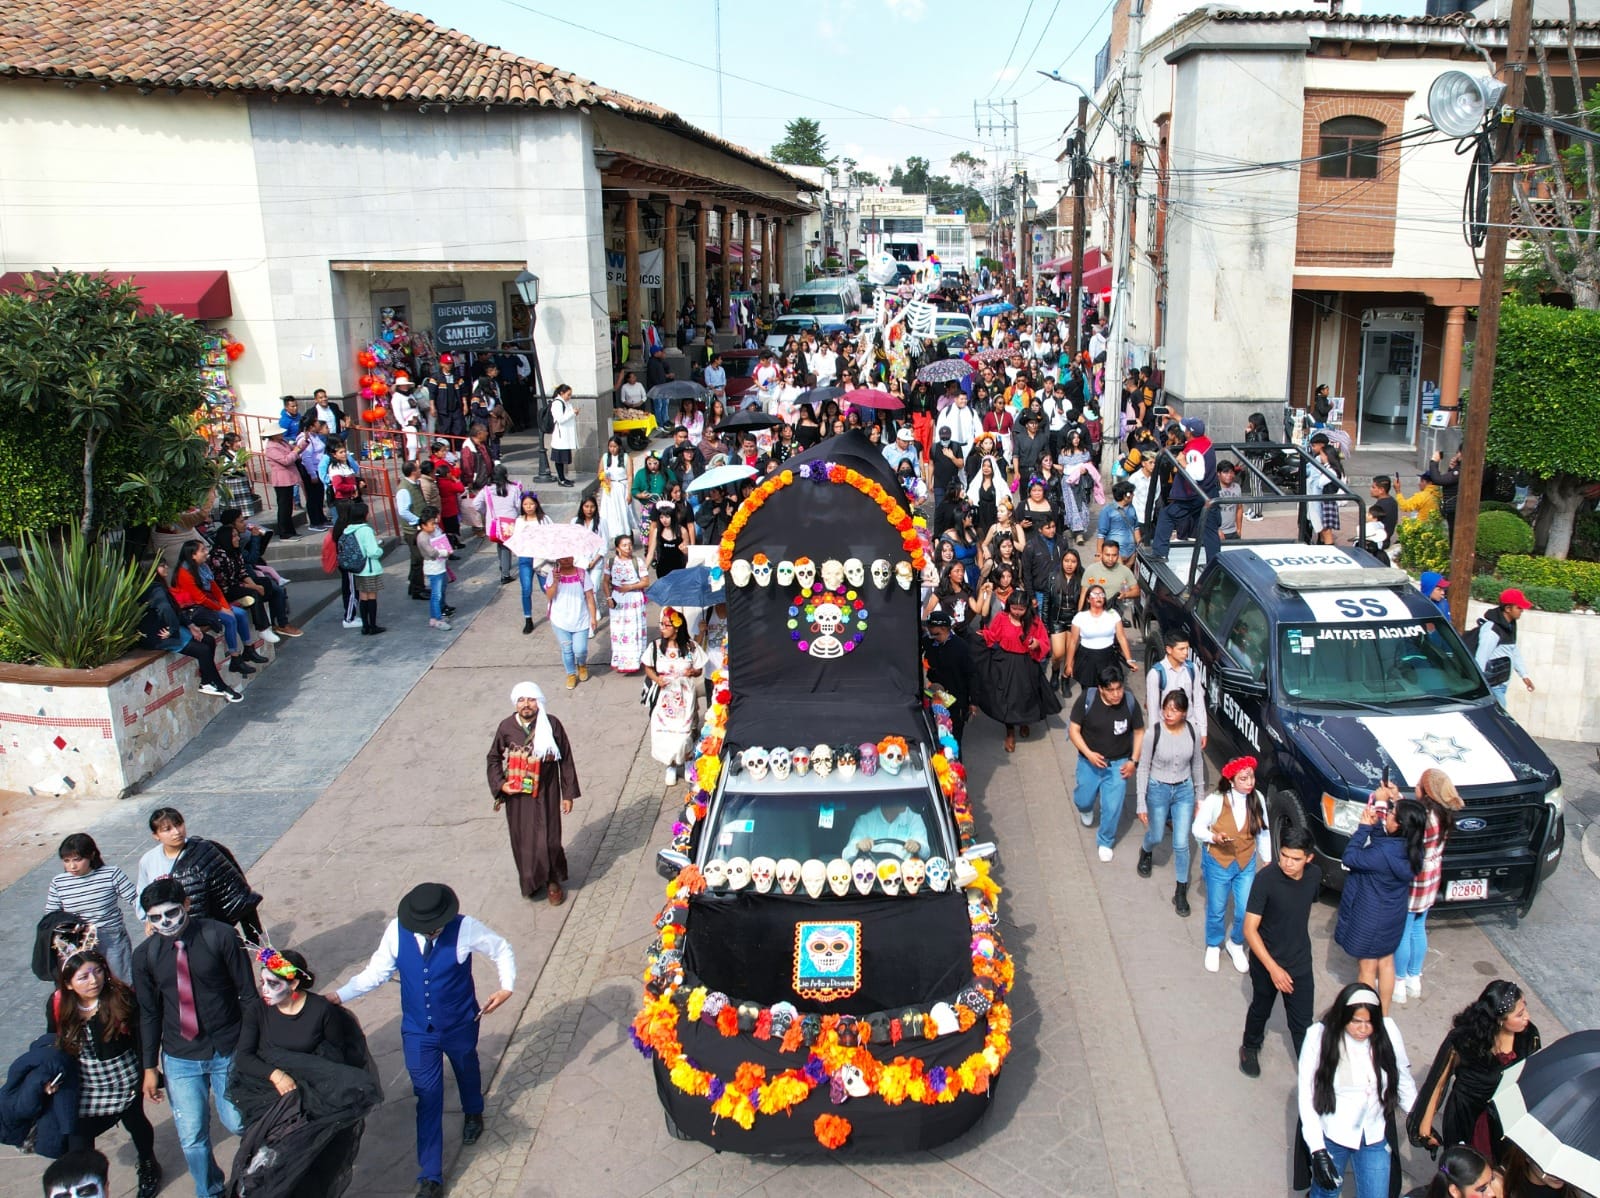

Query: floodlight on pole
left=1036, top=71, right=1117, bottom=128
left=1426, top=71, right=1508, bottom=138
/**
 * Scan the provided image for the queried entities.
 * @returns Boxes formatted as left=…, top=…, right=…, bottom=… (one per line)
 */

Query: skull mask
left=851, top=857, right=877, bottom=895
left=902, top=857, right=927, bottom=894
left=791, top=746, right=811, bottom=776
left=146, top=901, right=190, bottom=939
left=794, top=559, right=816, bottom=590
left=826, top=858, right=852, bottom=896
left=870, top=558, right=892, bottom=589
left=730, top=559, right=753, bottom=587
left=844, top=558, right=865, bottom=588
left=768, top=746, right=791, bottom=780
left=925, top=856, right=952, bottom=892
left=800, top=859, right=827, bottom=898
left=878, top=739, right=906, bottom=775
left=857, top=743, right=878, bottom=777
left=741, top=746, right=769, bottom=781
left=836, top=1063, right=870, bottom=1098
left=703, top=859, right=729, bottom=889
left=820, top=559, right=846, bottom=591
left=877, top=859, right=902, bottom=895
left=725, top=857, right=751, bottom=891
left=928, top=1001, right=960, bottom=1035
left=894, top=561, right=915, bottom=590
left=836, top=745, right=858, bottom=779
left=776, top=560, right=796, bottom=587
left=750, top=856, right=776, bottom=893
left=812, top=744, right=834, bottom=777
left=775, top=858, right=802, bottom=894
left=751, top=557, right=773, bottom=587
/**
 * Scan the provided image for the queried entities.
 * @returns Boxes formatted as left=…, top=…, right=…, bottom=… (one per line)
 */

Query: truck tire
left=1267, top=789, right=1308, bottom=852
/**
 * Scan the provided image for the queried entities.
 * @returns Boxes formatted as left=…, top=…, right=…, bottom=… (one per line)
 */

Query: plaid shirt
left=76, top=1024, right=140, bottom=1118
left=1409, top=808, right=1447, bottom=912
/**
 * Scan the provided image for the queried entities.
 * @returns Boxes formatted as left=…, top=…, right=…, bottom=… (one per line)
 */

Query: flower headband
left=662, top=606, right=685, bottom=628
left=1221, top=756, right=1258, bottom=781
left=257, top=947, right=303, bottom=982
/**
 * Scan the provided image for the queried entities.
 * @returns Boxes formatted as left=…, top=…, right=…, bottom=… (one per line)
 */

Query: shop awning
left=0, top=269, right=232, bottom=319
left=1040, top=247, right=1105, bottom=275
left=706, top=243, right=762, bottom=262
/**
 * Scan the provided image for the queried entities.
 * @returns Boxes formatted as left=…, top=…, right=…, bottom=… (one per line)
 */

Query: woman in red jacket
left=978, top=591, right=1062, bottom=752
left=432, top=451, right=466, bottom=547
left=169, top=539, right=263, bottom=678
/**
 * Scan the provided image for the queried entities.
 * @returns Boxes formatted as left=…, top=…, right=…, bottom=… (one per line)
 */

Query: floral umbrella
left=915, top=358, right=973, bottom=384
left=504, top=522, right=604, bottom=564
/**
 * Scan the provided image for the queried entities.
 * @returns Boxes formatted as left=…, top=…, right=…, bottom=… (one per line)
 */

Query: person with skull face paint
left=131, top=877, right=252, bottom=1198
left=41, top=1149, right=108, bottom=1198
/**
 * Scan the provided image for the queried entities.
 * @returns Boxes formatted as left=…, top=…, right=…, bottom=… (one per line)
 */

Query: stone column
left=1439, top=305, right=1467, bottom=408
left=695, top=204, right=709, bottom=328
left=663, top=199, right=679, bottom=332
left=624, top=195, right=642, bottom=366
left=741, top=209, right=752, bottom=292
left=776, top=219, right=787, bottom=296
left=717, top=207, right=731, bottom=328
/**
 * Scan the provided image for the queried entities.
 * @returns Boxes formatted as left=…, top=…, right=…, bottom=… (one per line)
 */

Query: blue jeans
left=1202, top=853, right=1257, bottom=947
left=403, top=1021, right=483, bottom=1184
left=518, top=557, right=542, bottom=619
left=1491, top=682, right=1509, bottom=708
left=220, top=605, right=252, bottom=653
left=1394, top=910, right=1429, bottom=979
left=1309, top=1137, right=1391, bottom=1198
left=163, top=1050, right=244, bottom=1197
left=553, top=624, right=590, bottom=675
left=427, top=571, right=447, bottom=621
left=1140, top=779, right=1195, bottom=883
left=1074, top=755, right=1129, bottom=850
left=653, top=392, right=672, bottom=427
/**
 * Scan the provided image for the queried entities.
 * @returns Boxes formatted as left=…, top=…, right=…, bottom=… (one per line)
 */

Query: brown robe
left=486, top=713, right=578, bottom=896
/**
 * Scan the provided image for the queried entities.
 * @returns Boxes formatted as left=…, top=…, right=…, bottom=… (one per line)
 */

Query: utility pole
left=975, top=98, right=1021, bottom=289
left=713, top=0, right=724, bottom=136
left=1447, top=0, right=1530, bottom=632
left=1071, top=94, right=1089, bottom=355
left=1013, top=100, right=1026, bottom=304
left=1105, top=0, right=1145, bottom=474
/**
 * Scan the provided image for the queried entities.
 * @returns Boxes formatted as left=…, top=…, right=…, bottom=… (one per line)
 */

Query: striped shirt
left=1409, top=809, right=1447, bottom=913
left=46, top=865, right=137, bottom=928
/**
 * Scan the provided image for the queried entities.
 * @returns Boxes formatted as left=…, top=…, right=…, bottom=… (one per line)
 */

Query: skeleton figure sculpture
left=870, top=558, right=892, bottom=589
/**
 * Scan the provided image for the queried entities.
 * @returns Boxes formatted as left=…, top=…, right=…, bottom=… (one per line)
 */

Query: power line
left=1008, top=0, right=1117, bottom=102
left=1000, top=0, right=1068, bottom=100
left=986, top=0, right=1039, bottom=100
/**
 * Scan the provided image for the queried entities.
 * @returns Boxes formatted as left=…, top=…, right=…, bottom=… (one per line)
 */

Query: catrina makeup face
left=47, top=1174, right=106, bottom=1198
left=146, top=901, right=189, bottom=938
left=260, top=969, right=295, bottom=1006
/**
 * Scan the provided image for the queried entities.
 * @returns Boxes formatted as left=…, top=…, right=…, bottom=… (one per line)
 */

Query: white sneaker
left=1407, top=976, right=1422, bottom=999
left=1227, top=941, right=1249, bottom=973
left=1080, top=809, right=1095, bottom=827
left=1244, top=512, right=1265, bottom=522
left=1204, top=946, right=1221, bottom=973
left=199, top=682, right=229, bottom=699
left=1097, top=845, right=1113, bottom=863
left=664, top=766, right=677, bottom=785
left=259, top=628, right=281, bottom=644
left=342, top=618, right=361, bottom=629
left=1393, top=984, right=1408, bottom=1006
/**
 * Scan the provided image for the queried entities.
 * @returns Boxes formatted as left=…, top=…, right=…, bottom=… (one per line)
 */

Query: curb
left=1582, top=820, right=1600, bottom=884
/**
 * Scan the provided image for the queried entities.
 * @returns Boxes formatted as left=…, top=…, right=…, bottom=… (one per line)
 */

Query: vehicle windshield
left=722, top=357, right=759, bottom=379
left=935, top=315, right=972, bottom=330
left=706, top=784, right=950, bottom=868
left=1277, top=621, right=1489, bottom=704
left=771, top=318, right=816, bottom=335
left=790, top=293, right=846, bottom=315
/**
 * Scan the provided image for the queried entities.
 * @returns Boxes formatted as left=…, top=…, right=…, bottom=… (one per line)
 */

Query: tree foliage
left=770, top=118, right=833, bottom=167
left=0, top=271, right=211, bottom=536
left=1486, top=300, right=1600, bottom=557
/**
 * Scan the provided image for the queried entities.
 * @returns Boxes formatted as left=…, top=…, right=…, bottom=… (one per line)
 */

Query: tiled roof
left=1209, top=9, right=1600, bottom=31
left=0, top=0, right=816, bottom=187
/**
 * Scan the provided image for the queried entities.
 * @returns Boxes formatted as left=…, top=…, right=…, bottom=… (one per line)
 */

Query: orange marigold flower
left=716, top=1006, right=739, bottom=1036
left=813, top=1113, right=852, bottom=1149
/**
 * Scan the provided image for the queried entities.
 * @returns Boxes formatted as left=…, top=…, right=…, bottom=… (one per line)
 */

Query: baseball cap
left=1499, top=588, right=1533, bottom=611
left=896, top=427, right=914, bottom=442
left=926, top=610, right=953, bottom=628
left=1180, top=417, right=1206, bottom=437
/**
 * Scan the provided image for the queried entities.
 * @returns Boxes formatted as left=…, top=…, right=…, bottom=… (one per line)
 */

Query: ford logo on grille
left=1457, top=817, right=1488, bottom=832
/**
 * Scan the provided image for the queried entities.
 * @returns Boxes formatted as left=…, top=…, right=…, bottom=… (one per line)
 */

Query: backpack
left=320, top=530, right=339, bottom=575
left=1153, top=658, right=1197, bottom=696
left=538, top=400, right=556, bottom=435
left=1461, top=617, right=1512, bottom=686
left=1082, top=687, right=1135, bottom=715
left=336, top=530, right=368, bottom=573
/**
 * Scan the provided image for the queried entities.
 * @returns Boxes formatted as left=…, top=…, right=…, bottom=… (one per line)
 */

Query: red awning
left=0, top=269, right=232, bottom=319
left=706, top=244, right=761, bottom=262
left=1041, top=247, right=1104, bottom=275
left=1082, top=264, right=1113, bottom=293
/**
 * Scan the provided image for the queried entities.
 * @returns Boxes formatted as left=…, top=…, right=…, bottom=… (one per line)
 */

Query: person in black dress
left=646, top=502, right=689, bottom=579
left=924, top=611, right=977, bottom=749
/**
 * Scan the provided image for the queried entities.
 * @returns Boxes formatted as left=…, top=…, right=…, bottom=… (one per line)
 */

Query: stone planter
left=0, top=649, right=242, bottom=798
left=1467, top=599, right=1599, bottom=743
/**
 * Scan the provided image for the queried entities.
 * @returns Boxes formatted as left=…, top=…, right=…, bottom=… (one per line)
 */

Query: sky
left=405, top=0, right=1429, bottom=202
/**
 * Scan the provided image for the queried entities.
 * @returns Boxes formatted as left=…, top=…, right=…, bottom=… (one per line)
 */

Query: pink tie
left=175, top=940, right=199, bottom=1040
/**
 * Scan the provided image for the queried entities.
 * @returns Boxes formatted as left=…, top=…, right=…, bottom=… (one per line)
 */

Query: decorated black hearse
left=632, top=431, right=1012, bottom=1153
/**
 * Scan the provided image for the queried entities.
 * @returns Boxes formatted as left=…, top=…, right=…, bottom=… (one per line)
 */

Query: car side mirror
left=1217, top=666, right=1268, bottom=698
left=656, top=849, right=691, bottom=880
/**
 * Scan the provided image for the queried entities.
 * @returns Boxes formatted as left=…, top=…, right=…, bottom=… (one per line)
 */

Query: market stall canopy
left=0, top=269, right=232, bottom=320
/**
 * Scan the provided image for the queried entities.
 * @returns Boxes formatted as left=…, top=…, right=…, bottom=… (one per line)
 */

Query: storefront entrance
left=1357, top=309, right=1422, bottom=446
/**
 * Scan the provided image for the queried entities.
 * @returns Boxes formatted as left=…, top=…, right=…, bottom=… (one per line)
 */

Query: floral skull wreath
left=790, top=584, right=869, bottom=658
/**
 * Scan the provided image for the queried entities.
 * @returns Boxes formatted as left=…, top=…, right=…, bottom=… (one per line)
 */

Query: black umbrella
left=713, top=409, right=782, bottom=433
left=795, top=385, right=846, bottom=408
left=648, top=380, right=709, bottom=403
left=1494, top=1029, right=1600, bottom=1195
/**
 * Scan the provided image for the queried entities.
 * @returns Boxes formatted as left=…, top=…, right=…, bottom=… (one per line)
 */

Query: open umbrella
left=1023, top=305, right=1060, bottom=318
left=713, top=409, right=782, bottom=433
left=968, top=347, right=1013, bottom=364
left=916, top=358, right=973, bottom=384
left=646, top=565, right=725, bottom=609
left=973, top=290, right=1001, bottom=302
left=688, top=463, right=757, bottom=493
left=841, top=387, right=904, bottom=411
left=975, top=302, right=1016, bottom=318
left=647, top=380, right=709, bottom=404
left=504, top=522, right=604, bottom=564
left=795, top=385, right=847, bottom=408
left=1494, top=1030, right=1600, bottom=1195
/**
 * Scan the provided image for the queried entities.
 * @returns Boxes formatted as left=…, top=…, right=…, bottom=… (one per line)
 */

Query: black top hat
left=398, top=883, right=460, bottom=934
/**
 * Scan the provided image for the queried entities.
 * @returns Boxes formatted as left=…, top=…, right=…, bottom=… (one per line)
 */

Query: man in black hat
left=923, top=611, right=977, bottom=749
left=329, top=884, right=515, bottom=1198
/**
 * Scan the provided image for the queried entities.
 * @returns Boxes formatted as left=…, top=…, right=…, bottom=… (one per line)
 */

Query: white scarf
left=965, top=458, right=1001, bottom=508
left=510, top=682, right=561, bottom=760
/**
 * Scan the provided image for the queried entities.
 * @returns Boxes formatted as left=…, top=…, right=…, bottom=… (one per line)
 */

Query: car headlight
left=1321, top=794, right=1365, bottom=835
left=1545, top=785, right=1564, bottom=814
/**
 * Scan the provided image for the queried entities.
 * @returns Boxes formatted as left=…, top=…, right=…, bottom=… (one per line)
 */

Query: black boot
left=242, top=646, right=270, bottom=664
left=523, top=617, right=535, bottom=635
left=1137, top=849, right=1153, bottom=878
left=228, top=657, right=256, bottom=677
left=1173, top=881, right=1191, bottom=917
left=136, top=1156, right=162, bottom=1198
left=361, top=598, right=386, bottom=636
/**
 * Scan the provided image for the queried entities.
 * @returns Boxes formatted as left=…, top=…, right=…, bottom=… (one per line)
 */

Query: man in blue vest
left=1151, top=417, right=1222, bottom=568
left=330, top=883, right=515, bottom=1198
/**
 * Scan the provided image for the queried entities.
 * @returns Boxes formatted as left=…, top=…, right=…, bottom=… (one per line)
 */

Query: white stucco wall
left=0, top=84, right=285, bottom=413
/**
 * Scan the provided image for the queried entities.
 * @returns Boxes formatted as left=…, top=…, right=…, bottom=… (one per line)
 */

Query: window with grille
left=1318, top=116, right=1385, bottom=179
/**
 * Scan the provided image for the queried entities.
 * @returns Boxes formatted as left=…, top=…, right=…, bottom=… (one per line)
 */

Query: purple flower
left=803, top=1056, right=828, bottom=1084
left=707, top=1076, right=725, bottom=1101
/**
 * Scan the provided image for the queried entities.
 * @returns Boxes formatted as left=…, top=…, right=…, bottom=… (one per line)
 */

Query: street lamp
left=515, top=268, right=554, bottom=481
left=514, top=269, right=540, bottom=307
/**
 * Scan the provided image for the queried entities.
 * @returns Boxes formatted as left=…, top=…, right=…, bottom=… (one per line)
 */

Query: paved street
left=1, top=488, right=1594, bottom=1198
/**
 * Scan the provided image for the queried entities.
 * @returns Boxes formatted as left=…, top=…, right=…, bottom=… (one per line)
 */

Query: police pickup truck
left=1136, top=540, right=1564, bottom=914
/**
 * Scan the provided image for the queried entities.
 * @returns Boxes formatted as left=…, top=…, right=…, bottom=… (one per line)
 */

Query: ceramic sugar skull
left=928, top=1001, right=960, bottom=1035
left=703, top=858, right=729, bottom=889
left=844, top=558, right=866, bottom=588
left=776, top=560, right=796, bottom=587
left=791, top=746, right=811, bottom=776
left=725, top=857, right=751, bottom=891
left=826, top=858, right=852, bottom=896
left=751, top=555, right=773, bottom=586
left=878, top=737, right=907, bottom=775
left=740, top=746, right=769, bottom=781
left=857, top=742, right=878, bottom=777
left=836, top=745, right=858, bottom=779
left=800, top=858, right=827, bottom=898
left=812, top=744, right=834, bottom=777
left=851, top=857, right=877, bottom=895
left=902, top=857, right=927, bottom=894
left=820, top=559, right=846, bottom=591
left=925, top=856, right=951, bottom=892
left=750, top=856, right=776, bottom=893
left=794, top=558, right=816, bottom=590
left=837, top=1064, right=870, bottom=1098
left=775, top=858, right=802, bottom=895
left=877, top=859, right=902, bottom=895
left=768, top=746, right=791, bottom=780
left=730, top=559, right=753, bottom=587
left=870, top=558, right=892, bottom=589
left=894, top=561, right=915, bottom=590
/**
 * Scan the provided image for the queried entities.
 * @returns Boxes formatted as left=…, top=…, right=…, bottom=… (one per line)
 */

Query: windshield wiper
left=1306, top=697, right=1402, bottom=716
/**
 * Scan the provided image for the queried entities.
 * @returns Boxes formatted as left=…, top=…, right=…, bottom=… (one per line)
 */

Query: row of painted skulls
left=739, top=739, right=908, bottom=781
left=703, top=855, right=952, bottom=896
left=728, top=557, right=915, bottom=591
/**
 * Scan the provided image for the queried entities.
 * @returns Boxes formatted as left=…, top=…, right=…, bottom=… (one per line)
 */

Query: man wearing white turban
left=485, top=682, right=579, bottom=904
